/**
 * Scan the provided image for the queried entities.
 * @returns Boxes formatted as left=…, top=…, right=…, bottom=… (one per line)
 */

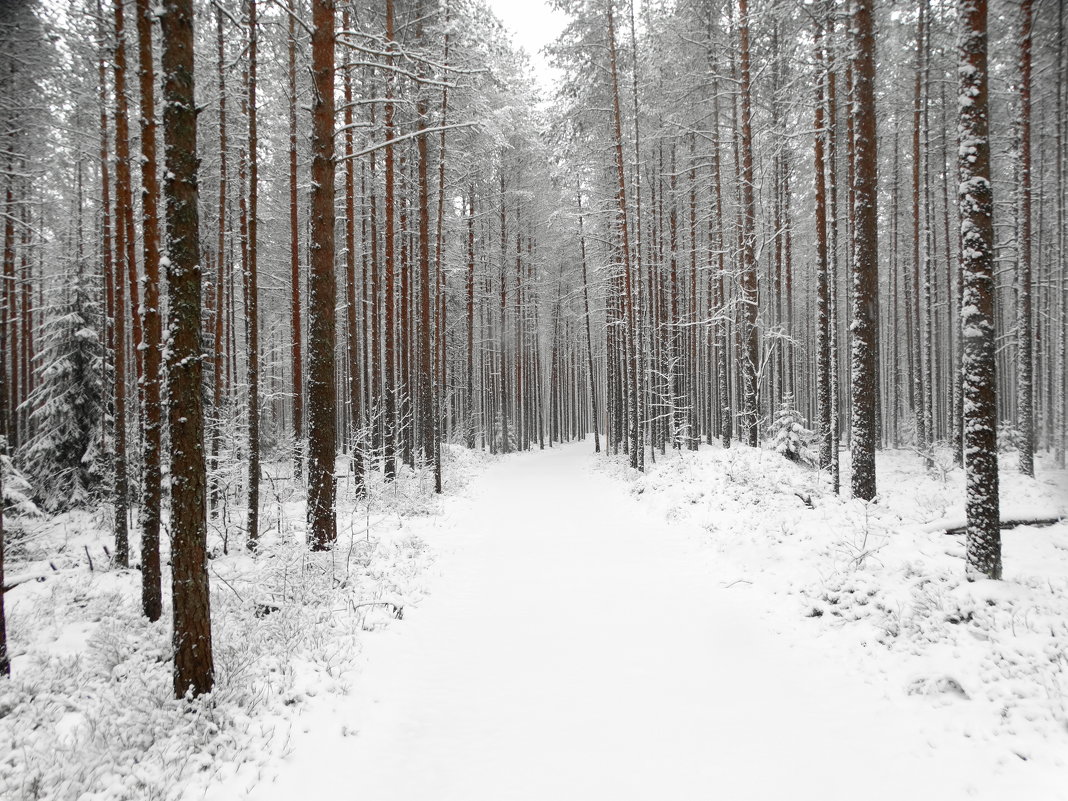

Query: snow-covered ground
left=604, top=442, right=1068, bottom=795
left=3, top=441, right=1067, bottom=799
left=0, top=445, right=486, bottom=801
left=224, top=442, right=1067, bottom=800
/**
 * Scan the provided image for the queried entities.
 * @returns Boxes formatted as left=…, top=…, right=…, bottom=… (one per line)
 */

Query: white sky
left=485, top=0, right=568, bottom=91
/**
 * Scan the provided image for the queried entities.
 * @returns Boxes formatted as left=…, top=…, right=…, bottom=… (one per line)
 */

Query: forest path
left=248, top=443, right=1008, bottom=800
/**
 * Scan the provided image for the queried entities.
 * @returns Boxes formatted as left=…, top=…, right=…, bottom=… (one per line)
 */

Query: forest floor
left=213, top=441, right=1068, bottom=801
left=2, top=441, right=1067, bottom=800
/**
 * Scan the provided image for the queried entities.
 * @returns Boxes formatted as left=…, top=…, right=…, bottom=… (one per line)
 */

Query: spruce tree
left=21, top=269, right=106, bottom=512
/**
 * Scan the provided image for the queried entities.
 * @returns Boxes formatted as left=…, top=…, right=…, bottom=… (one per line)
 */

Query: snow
left=216, top=443, right=1066, bottom=800
left=4, top=443, right=1067, bottom=799
left=0, top=447, right=483, bottom=801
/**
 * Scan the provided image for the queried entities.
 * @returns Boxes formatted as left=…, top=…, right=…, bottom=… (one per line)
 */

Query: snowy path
left=243, top=444, right=1058, bottom=801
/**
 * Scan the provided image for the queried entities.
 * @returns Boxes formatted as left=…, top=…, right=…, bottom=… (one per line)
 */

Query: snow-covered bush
left=2, top=449, right=40, bottom=518
left=997, top=420, right=1021, bottom=452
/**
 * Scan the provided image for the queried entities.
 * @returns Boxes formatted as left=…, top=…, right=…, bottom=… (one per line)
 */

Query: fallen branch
left=2, top=563, right=59, bottom=593
left=932, top=515, right=1064, bottom=536
left=351, top=600, right=404, bottom=619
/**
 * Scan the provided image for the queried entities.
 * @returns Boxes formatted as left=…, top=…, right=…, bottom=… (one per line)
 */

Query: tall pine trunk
left=161, top=0, right=213, bottom=698
left=1016, top=0, right=1034, bottom=477
left=383, top=0, right=398, bottom=478
left=245, top=0, right=260, bottom=549
left=737, top=0, right=759, bottom=447
left=342, top=7, right=364, bottom=494
left=957, top=0, right=1001, bottom=579
left=210, top=7, right=227, bottom=512
left=135, top=0, right=162, bottom=620
left=606, top=0, right=640, bottom=468
left=814, top=21, right=832, bottom=473
left=307, top=0, right=337, bottom=550
left=288, top=0, right=304, bottom=480
left=849, top=0, right=879, bottom=501
left=110, top=0, right=132, bottom=568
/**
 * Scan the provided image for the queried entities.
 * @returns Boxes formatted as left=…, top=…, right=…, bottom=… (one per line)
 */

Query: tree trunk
left=161, top=0, right=213, bottom=698
left=210, top=6, right=227, bottom=511
left=957, top=0, right=1001, bottom=579
left=135, top=0, right=162, bottom=621
left=383, top=0, right=398, bottom=478
left=289, top=0, right=304, bottom=480
left=434, top=5, right=451, bottom=492
left=577, top=189, right=600, bottom=452
left=737, top=0, right=759, bottom=447
left=307, top=0, right=337, bottom=550
left=1016, top=0, right=1034, bottom=477
left=814, top=21, right=832, bottom=473
left=466, top=187, right=476, bottom=449
left=110, top=0, right=132, bottom=568
left=606, top=0, right=640, bottom=468
left=849, top=0, right=880, bottom=501
left=911, top=1, right=929, bottom=455
left=245, top=0, right=260, bottom=550
left=416, top=5, right=433, bottom=470
left=342, top=7, right=363, bottom=494
left=113, top=0, right=143, bottom=388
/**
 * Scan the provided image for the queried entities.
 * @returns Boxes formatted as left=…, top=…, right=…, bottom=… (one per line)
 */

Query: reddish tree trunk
left=288, top=0, right=304, bottom=479
left=135, top=0, right=162, bottom=620
left=161, top=0, right=213, bottom=698
left=307, top=0, right=337, bottom=549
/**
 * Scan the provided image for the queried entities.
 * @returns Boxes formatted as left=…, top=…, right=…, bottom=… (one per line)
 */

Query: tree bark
left=577, top=189, right=600, bottom=452
left=161, top=0, right=213, bottom=697
left=383, top=0, right=398, bottom=478
left=814, top=22, right=832, bottom=473
left=606, top=0, right=640, bottom=468
left=849, top=0, right=880, bottom=501
left=466, top=186, right=476, bottom=449
left=289, top=0, right=304, bottom=480
left=135, top=0, right=162, bottom=620
left=342, top=6, right=363, bottom=494
left=911, top=1, right=929, bottom=455
left=246, top=0, right=260, bottom=549
left=307, top=0, right=337, bottom=550
left=1016, top=0, right=1034, bottom=477
left=416, top=5, right=433, bottom=470
left=110, top=0, right=132, bottom=568
left=210, top=6, right=227, bottom=511
left=957, top=0, right=1001, bottom=579
left=737, top=0, right=759, bottom=447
